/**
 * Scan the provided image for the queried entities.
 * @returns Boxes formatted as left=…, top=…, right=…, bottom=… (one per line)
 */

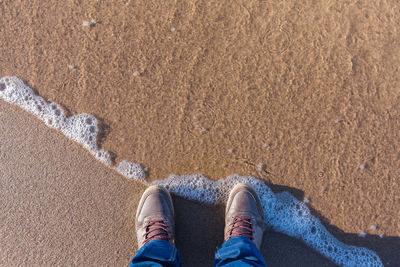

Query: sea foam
left=0, top=76, right=112, bottom=165
left=0, top=76, right=383, bottom=266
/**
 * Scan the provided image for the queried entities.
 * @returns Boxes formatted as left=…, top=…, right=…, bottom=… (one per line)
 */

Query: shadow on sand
left=173, top=184, right=399, bottom=267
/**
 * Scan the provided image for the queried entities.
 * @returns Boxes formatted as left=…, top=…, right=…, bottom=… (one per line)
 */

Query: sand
left=0, top=101, right=337, bottom=266
left=0, top=0, right=399, bottom=265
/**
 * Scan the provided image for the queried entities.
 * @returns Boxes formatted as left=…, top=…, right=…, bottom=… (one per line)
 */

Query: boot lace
left=227, top=216, right=254, bottom=240
left=143, top=219, right=171, bottom=244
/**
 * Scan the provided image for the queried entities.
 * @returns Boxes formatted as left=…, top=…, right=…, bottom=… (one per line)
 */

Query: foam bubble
left=91, top=149, right=112, bottom=166
left=359, top=232, right=367, bottom=238
left=0, top=76, right=383, bottom=267
left=116, top=160, right=146, bottom=181
left=257, top=163, right=264, bottom=170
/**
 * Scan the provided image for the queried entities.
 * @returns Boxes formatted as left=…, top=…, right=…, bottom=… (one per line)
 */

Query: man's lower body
left=130, top=184, right=267, bottom=266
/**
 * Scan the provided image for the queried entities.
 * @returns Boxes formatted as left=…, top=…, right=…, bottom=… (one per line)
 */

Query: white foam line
left=0, top=76, right=383, bottom=266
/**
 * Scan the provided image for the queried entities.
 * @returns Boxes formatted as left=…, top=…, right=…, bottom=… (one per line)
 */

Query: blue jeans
left=130, top=236, right=267, bottom=266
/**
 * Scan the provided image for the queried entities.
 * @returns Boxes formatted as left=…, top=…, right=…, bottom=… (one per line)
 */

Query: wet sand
left=0, top=0, right=399, bottom=265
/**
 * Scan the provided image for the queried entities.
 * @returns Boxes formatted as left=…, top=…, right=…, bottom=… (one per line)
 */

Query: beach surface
left=0, top=0, right=399, bottom=265
left=1, top=100, right=337, bottom=266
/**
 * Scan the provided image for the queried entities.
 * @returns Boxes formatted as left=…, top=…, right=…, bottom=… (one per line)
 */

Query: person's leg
left=215, top=184, right=267, bottom=267
left=215, top=236, right=266, bottom=267
left=130, top=185, right=182, bottom=267
left=130, top=239, right=182, bottom=266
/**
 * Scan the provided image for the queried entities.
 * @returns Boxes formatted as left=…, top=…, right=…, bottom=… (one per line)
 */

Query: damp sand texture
left=1, top=0, right=400, bottom=266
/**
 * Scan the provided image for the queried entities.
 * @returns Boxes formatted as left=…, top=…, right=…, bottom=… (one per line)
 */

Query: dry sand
left=0, top=0, right=399, bottom=265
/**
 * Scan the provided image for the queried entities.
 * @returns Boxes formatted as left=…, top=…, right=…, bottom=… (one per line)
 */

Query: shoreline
left=1, top=97, right=396, bottom=266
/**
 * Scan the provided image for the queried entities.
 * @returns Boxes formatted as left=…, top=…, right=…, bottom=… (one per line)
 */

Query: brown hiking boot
left=135, top=185, right=175, bottom=249
left=224, top=183, right=265, bottom=249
